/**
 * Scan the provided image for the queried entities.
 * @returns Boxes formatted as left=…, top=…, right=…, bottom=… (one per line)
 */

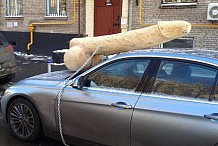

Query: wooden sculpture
left=64, top=21, right=191, bottom=71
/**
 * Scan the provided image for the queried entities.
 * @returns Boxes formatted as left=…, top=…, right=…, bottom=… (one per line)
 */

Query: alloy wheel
left=9, top=103, right=35, bottom=138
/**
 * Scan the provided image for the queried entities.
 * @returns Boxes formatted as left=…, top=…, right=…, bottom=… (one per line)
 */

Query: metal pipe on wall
left=27, top=0, right=83, bottom=55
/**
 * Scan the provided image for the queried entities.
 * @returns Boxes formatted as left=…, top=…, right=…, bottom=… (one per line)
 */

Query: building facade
left=0, top=0, right=86, bottom=55
left=130, top=0, right=218, bottom=49
left=0, top=0, right=218, bottom=55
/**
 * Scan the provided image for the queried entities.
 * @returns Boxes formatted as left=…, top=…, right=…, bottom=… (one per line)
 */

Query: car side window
left=151, top=60, right=217, bottom=100
left=84, top=59, right=151, bottom=91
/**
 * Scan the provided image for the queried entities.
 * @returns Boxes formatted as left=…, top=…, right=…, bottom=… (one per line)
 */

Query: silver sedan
left=1, top=49, right=218, bottom=146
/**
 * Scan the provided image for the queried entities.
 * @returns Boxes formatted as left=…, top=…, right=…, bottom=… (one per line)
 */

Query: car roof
left=111, top=48, right=218, bottom=67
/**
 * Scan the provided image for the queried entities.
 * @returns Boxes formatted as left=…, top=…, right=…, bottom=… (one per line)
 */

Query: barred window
left=46, top=0, right=67, bottom=17
left=6, top=0, right=23, bottom=17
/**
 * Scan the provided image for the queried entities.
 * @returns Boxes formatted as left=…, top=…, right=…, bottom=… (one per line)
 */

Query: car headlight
left=3, top=90, right=11, bottom=96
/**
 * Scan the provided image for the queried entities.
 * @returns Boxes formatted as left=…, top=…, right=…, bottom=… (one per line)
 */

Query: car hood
left=28, top=70, right=74, bottom=80
left=16, top=70, right=75, bottom=86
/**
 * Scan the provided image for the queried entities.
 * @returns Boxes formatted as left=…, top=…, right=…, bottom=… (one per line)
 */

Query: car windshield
left=0, top=33, right=9, bottom=46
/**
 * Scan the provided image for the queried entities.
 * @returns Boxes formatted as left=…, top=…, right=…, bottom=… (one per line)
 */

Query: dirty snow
left=14, top=51, right=50, bottom=62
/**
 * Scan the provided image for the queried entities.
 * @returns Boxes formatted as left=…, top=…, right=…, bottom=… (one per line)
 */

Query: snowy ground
left=12, top=51, right=67, bottom=82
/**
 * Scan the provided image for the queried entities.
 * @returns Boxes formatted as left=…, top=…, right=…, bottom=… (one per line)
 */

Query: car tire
left=7, top=98, right=42, bottom=142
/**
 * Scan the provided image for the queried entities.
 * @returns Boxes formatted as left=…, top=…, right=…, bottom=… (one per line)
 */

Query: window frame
left=45, top=0, right=67, bottom=17
left=78, top=57, right=157, bottom=93
left=211, top=73, right=218, bottom=101
left=147, top=58, right=218, bottom=101
left=161, top=0, right=197, bottom=6
left=6, top=0, right=23, bottom=17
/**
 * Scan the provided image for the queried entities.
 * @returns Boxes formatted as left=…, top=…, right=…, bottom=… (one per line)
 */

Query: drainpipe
left=139, top=0, right=152, bottom=27
left=26, top=0, right=82, bottom=55
left=27, top=24, right=34, bottom=55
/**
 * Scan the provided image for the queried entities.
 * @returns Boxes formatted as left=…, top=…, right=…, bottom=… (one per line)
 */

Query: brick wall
left=0, top=0, right=86, bottom=35
left=1, top=0, right=218, bottom=51
left=0, top=0, right=86, bottom=55
left=129, top=0, right=218, bottom=49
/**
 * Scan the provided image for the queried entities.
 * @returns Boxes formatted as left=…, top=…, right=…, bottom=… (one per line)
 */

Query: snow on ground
left=14, top=51, right=50, bottom=62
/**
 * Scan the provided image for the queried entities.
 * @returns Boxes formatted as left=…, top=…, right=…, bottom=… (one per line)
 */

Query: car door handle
left=204, top=113, right=218, bottom=121
left=111, top=102, right=132, bottom=109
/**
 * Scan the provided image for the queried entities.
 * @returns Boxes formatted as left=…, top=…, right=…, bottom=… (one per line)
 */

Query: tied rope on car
left=56, top=45, right=102, bottom=146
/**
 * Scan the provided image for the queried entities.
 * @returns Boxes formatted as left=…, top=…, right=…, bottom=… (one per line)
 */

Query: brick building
left=131, top=0, right=218, bottom=49
left=0, top=0, right=218, bottom=55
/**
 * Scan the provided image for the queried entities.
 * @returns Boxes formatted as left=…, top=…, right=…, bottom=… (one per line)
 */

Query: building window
left=46, top=0, right=67, bottom=17
left=6, top=0, right=23, bottom=17
left=160, top=38, right=194, bottom=48
left=161, top=0, right=197, bottom=6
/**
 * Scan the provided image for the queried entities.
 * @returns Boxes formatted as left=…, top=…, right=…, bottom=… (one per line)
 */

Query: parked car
left=0, top=33, right=16, bottom=82
left=1, top=49, right=218, bottom=146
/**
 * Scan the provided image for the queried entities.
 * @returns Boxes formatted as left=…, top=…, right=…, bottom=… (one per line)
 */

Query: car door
left=131, top=59, right=218, bottom=146
left=61, top=58, right=154, bottom=146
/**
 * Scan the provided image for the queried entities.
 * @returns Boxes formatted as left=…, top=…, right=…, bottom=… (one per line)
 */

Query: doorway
left=94, top=0, right=122, bottom=36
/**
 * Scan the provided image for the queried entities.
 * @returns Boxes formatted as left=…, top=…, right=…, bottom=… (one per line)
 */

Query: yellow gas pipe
left=139, top=0, right=218, bottom=28
left=27, top=0, right=82, bottom=55
left=27, top=24, right=34, bottom=55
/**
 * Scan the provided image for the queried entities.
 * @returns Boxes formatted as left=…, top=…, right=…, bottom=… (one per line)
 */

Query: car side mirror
left=72, top=76, right=85, bottom=89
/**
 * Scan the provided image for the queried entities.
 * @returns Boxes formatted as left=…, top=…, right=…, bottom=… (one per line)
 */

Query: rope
left=57, top=45, right=102, bottom=146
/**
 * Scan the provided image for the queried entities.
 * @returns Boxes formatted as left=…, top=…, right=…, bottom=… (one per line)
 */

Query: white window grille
left=6, top=0, right=23, bottom=17
left=46, top=0, right=67, bottom=17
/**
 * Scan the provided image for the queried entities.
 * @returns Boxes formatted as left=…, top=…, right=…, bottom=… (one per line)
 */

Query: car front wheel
left=7, top=98, right=42, bottom=142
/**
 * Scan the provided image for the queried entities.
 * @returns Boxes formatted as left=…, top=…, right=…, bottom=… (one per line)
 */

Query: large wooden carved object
left=64, top=21, right=191, bottom=71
